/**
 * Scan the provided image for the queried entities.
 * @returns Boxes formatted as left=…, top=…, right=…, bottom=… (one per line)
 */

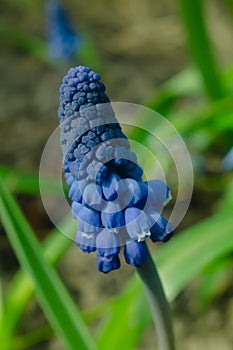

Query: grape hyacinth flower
left=58, top=65, right=173, bottom=273
left=58, top=65, right=175, bottom=350
left=46, top=0, right=82, bottom=61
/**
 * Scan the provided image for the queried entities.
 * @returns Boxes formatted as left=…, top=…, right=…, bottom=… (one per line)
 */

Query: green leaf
left=178, top=0, right=225, bottom=99
left=0, top=166, right=68, bottom=196
left=0, top=179, right=98, bottom=350
left=218, top=177, right=233, bottom=212
left=97, top=213, right=233, bottom=350
left=159, top=67, right=203, bottom=98
left=1, top=216, right=76, bottom=345
left=195, top=256, right=233, bottom=310
left=0, top=277, right=3, bottom=320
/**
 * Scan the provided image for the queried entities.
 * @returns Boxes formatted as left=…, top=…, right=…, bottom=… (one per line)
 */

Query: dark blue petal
left=76, top=230, right=96, bottom=253
left=96, top=228, right=120, bottom=257
left=125, top=207, right=153, bottom=241
left=101, top=202, right=125, bottom=230
left=144, top=180, right=172, bottom=211
left=126, top=179, right=147, bottom=207
left=102, top=173, right=121, bottom=201
left=149, top=212, right=174, bottom=242
left=69, top=180, right=82, bottom=202
left=72, top=202, right=101, bottom=233
left=117, top=161, right=143, bottom=181
left=111, top=178, right=133, bottom=208
left=124, top=240, right=148, bottom=267
left=97, top=255, right=120, bottom=273
left=71, top=201, right=82, bottom=218
left=78, top=219, right=101, bottom=234
left=64, top=172, right=74, bottom=186
left=82, top=183, right=104, bottom=210
left=77, top=206, right=101, bottom=228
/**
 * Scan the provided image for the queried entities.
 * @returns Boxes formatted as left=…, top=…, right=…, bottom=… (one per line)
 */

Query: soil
left=1, top=0, right=233, bottom=349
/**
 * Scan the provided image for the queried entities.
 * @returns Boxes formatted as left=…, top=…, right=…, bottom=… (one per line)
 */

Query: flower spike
left=58, top=65, right=173, bottom=273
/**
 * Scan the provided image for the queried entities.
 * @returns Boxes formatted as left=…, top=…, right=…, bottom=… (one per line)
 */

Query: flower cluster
left=58, top=65, right=173, bottom=273
left=46, top=0, right=82, bottom=61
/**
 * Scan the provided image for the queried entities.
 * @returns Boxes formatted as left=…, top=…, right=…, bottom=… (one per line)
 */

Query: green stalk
left=136, top=244, right=175, bottom=350
left=178, top=0, right=225, bottom=99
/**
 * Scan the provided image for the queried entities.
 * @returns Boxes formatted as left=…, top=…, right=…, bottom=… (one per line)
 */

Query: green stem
left=178, top=0, right=225, bottom=100
left=13, top=326, right=53, bottom=350
left=136, top=244, right=175, bottom=350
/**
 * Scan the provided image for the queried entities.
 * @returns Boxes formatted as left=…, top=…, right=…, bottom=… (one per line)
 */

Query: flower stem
left=136, top=244, right=175, bottom=350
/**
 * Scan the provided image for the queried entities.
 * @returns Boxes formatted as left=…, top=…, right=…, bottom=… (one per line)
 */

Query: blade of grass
left=13, top=326, right=53, bottom=350
left=97, top=212, right=233, bottom=350
left=0, top=166, right=68, bottom=196
left=148, top=54, right=233, bottom=117
left=126, top=57, right=233, bottom=150
left=169, top=95, right=233, bottom=134
left=1, top=203, right=111, bottom=348
left=195, top=257, right=233, bottom=310
left=178, top=0, right=225, bottom=99
left=0, top=179, right=98, bottom=350
left=148, top=67, right=204, bottom=113
left=1, top=218, right=112, bottom=344
left=0, top=277, right=3, bottom=320
left=136, top=94, right=233, bottom=157
left=0, top=216, right=75, bottom=344
left=130, top=67, right=203, bottom=144
left=0, top=166, right=40, bottom=195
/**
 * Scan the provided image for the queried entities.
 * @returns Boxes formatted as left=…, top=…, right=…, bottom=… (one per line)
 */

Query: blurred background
left=1, top=0, right=233, bottom=349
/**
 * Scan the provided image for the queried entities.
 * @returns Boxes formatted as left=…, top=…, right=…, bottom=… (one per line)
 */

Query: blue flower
left=97, top=255, right=121, bottom=273
left=125, top=207, right=152, bottom=241
left=124, top=239, right=148, bottom=267
left=101, top=202, right=125, bottom=230
left=102, top=173, right=121, bottom=201
left=76, top=231, right=96, bottom=253
left=96, top=228, right=120, bottom=257
left=59, top=65, right=173, bottom=273
left=149, top=211, right=174, bottom=243
left=46, top=0, right=82, bottom=61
